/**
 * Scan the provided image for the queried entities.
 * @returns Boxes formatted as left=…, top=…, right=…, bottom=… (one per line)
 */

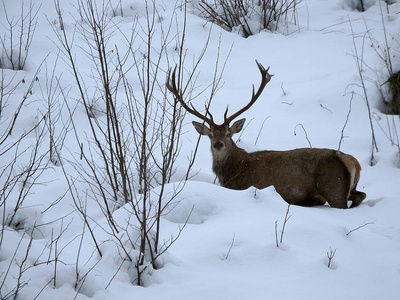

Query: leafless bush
left=0, top=232, right=33, bottom=299
left=0, top=0, right=40, bottom=70
left=342, top=0, right=394, bottom=12
left=38, top=57, right=69, bottom=167
left=0, top=65, right=47, bottom=230
left=348, top=18, right=379, bottom=166
left=368, top=6, right=400, bottom=117
left=52, top=0, right=219, bottom=287
left=348, top=2, right=400, bottom=165
left=0, top=70, right=20, bottom=118
left=196, top=0, right=300, bottom=37
left=0, top=64, right=58, bottom=300
left=53, top=0, right=140, bottom=285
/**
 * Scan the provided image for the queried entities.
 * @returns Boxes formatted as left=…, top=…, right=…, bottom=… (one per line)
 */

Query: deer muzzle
left=213, top=141, right=224, bottom=151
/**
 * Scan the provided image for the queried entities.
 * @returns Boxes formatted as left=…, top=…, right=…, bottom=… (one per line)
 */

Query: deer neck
left=212, top=145, right=250, bottom=190
left=212, top=143, right=245, bottom=164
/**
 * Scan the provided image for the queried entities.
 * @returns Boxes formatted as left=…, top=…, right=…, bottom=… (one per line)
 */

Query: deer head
left=166, top=60, right=273, bottom=160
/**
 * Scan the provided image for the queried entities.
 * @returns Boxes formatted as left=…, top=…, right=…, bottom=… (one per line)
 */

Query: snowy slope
left=1, top=0, right=400, bottom=299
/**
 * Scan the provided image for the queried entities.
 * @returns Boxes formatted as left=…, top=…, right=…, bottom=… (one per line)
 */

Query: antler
left=166, top=67, right=214, bottom=126
left=224, top=60, right=273, bottom=125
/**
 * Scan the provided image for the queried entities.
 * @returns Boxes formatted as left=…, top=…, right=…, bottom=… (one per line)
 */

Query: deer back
left=213, top=146, right=363, bottom=208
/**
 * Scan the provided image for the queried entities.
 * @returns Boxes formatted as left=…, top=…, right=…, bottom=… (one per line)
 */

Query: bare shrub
left=0, top=64, right=54, bottom=300
left=0, top=0, right=40, bottom=70
left=196, top=0, right=300, bottom=37
left=348, top=18, right=379, bottom=166
left=52, top=0, right=222, bottom=286
left=348, top=2, right=400, bottom=164
left=341, top=0, right=394, bottom=12
left=0, top=64, right=48, bottom=230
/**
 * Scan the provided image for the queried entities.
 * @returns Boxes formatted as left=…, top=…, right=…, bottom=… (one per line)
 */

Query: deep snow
left=1, top=0, right=400, bottom=299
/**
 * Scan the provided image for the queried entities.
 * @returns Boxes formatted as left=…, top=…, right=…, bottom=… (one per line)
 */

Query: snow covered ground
left=1, top=0, right=400, bottom=299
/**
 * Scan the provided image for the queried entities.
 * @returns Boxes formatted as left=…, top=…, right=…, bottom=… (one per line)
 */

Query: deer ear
left=192, top=121, right=211, bottom=136
left=230, top=118, right=246, bottom=134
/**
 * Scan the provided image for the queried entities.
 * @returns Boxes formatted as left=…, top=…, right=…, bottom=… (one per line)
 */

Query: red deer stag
left=166, top=61, right=366, bottom=208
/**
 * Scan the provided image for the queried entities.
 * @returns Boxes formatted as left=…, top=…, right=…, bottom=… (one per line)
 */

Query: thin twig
left=225, top=232, right=236, bottom=259
left=255, top=116, right=270, bottom=146
left=294, top=123, right=312, bottom=148
left=338, top=92, right=354, bottom=151
left=346, top=222, right=374, bottom=236
left=280, top=204, right=291, bottom=244
left=327, top=247, right=336, bottom=269
left=274, top=220, right=279, bottom=247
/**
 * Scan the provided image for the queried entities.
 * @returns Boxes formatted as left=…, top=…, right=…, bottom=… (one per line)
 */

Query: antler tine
left=166, top=67, right=214, bottom=126
left=223, top=105, right=229, bottom=121
left=224, top=60, right=273, bottom=125
left=204, top=104, right=214, bottom=124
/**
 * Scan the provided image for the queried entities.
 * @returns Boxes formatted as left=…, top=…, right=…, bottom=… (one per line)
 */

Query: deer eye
left=208, top=133, right=213, bottom=138
left=226, top=133, right=231, bottom=138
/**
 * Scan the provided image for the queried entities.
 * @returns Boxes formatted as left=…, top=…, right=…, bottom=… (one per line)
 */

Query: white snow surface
left=1, top=0, right=400, bottom=299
